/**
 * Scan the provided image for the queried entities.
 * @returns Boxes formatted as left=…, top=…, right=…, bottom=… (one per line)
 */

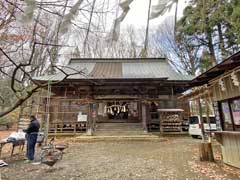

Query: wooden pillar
left=159, top=112, right=163, bottom=134
left=198, top=98, right=206, bottom=141
left=205, top=94, right=212, bottom=141
left=87, top=103, right=93, bottom=135
left=74, top=123, right=76, bottom=134
left=138, top=100, right=142, bottom=122
left=198, top=98, right=214, bottom=162
left=87, top=103, right=97, bottom=135
left=179, top=112, right=183, bottom=132
left=141, top=103, right=147, bottom=132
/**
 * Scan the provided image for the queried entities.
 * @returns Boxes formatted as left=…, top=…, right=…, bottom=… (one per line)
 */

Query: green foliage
left=0, top=111, right=17, bottom=125
left=0, top=117, right=8, bottom=125
left=199, top=50, right=212, bottom=73
left=177, top=0, right=240, bottom=72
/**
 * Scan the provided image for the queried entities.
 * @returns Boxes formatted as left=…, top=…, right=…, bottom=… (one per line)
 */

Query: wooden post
left=205, top=94, right=212, bottom=142
left=87, top=103, right=93, bottom=136
left=179, top=112, right=183, bottom=132
left=159, top=112, right=163, bottom=134
left=198, top=97, right=214, bottom=162
left=198, top=98, right=206, bottom=141
left=139, top=100, right=142, bottom=122
left=44, top=81, right=51, bottom=145
left=141, top=103, right=147, bottom=132
left=74, top=122, right=76, bottom=134
left=199, top=142, right=214, bottom=162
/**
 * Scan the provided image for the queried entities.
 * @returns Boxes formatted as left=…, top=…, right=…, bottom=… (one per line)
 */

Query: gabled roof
left=191, top=51, right=240, bottom=86
left=35, top=58, right=193, bottom=81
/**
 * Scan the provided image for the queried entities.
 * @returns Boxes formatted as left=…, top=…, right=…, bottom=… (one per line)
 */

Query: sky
left=65, top=0, right=190, bottom=58
left=122, top=0, right=189, bottom=28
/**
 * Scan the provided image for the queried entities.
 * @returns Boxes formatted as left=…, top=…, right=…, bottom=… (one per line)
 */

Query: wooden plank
left=142, top=103, right=147, bottom=132
left=233, top=135, right=240, bottom=167
left=221, top=133, right=240, bottom=168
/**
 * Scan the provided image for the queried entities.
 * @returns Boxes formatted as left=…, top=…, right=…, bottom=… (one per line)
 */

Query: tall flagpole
left=143, top=0, right=152, bottom=58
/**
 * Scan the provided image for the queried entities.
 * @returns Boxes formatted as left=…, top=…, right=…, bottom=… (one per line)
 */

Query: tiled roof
left=35, top=58, right=193, bottom=81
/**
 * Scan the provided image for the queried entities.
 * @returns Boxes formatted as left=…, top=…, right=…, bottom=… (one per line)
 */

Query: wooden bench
left=0, top=139, right=25, bottom=158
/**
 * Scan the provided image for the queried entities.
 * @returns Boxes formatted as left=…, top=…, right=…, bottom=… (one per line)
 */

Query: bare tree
left=150, top=18, right=200, bottom=75
left=0, top=0, right=118, bottom=118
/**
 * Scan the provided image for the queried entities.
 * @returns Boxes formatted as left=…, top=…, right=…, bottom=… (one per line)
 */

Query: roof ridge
left=70, top=57, right=165, bottom=60
left=69, top=58, right=167, bottom=64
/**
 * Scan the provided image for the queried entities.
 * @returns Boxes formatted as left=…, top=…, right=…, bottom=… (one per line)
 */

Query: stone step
left=96, top=122, right=142, bottom=125
left=96, top=123, right=142, bottom=128
left=96, top=129, right=143, bottom=132
left=72, top=134, right=165, bottom=142
left=95, top=122, right=144, bottom=136
left=96, top=126, right=143, bottom=129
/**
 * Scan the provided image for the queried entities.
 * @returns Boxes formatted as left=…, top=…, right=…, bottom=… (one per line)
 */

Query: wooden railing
left=49, top=121, right=87, bottom=133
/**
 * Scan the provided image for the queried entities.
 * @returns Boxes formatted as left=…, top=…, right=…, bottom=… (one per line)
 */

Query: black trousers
left=26, top=133, right=38, bottom=160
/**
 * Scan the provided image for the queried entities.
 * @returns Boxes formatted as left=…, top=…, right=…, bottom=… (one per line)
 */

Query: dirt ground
left=1, top=136, right=240, bottom=180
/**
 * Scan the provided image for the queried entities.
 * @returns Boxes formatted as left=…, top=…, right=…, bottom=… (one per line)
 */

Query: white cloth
left=119, top=0, right=134, bottom=10
left=60, top=0, right=84, bottom=33
left=106, top=0, right=134, bottom=42
left=8, top=131, right=26, bottom=140
left=0, top=160, right=8, bottom=167
left=150, top=0, right=176, bottom=19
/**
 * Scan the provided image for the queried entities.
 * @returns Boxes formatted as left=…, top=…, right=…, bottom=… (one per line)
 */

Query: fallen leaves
left=188, top=161, right=228, bottom=179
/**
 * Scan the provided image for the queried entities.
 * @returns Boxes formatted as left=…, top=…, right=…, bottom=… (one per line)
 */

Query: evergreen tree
left=176, top=0, right=240, bottom=70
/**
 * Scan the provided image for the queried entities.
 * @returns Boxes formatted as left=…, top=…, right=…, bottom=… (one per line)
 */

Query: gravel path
left=1, top=137, right=240, bottom=180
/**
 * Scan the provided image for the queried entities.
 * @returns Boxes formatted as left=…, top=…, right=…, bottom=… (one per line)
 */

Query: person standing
left=24, top=115, right=40, bottom=162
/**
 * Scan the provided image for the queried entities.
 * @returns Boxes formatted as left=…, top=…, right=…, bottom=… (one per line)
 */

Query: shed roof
left=190, top=51, right=240, bottom=86
left=35, top=58, right=193, bottom=81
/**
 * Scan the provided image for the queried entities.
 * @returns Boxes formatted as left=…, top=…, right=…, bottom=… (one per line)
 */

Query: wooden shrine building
left=35, top=58, right=192, bottom=135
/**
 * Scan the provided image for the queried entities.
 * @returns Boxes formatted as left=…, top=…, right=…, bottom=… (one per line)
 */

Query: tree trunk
left=206, top=28, right=217, bottom=66
left=203, top=0, right=217, bottom=66
left=217, top=23, right=227, bottom=59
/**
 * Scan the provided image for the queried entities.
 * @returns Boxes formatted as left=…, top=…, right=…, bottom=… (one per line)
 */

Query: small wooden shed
left=182, top=51, right=240, bottom=168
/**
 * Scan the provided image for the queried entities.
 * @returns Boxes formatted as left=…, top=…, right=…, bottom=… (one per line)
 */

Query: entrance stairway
left=95, top=123, right=145, bottom=136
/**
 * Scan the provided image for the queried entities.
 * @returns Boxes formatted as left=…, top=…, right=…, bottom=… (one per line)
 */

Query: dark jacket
left=25, top=119, right=40, bottom=134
